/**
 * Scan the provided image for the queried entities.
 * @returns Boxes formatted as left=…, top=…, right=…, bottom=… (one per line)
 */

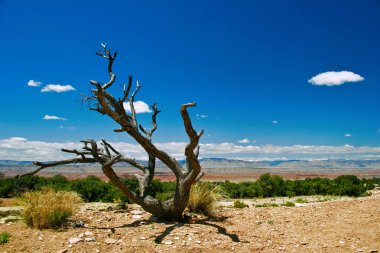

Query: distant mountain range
left=1, top=158, right=380, bottom=170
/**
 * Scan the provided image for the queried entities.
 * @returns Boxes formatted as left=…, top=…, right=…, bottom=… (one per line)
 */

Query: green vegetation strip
left=0, top=173, right=378, bottom=202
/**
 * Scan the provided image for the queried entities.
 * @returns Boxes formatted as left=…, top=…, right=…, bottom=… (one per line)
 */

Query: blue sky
left=1, top=0, right=380, bottom=161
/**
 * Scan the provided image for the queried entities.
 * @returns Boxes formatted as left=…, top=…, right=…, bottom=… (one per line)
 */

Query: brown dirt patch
left=1, top=195, right=379, bottom=253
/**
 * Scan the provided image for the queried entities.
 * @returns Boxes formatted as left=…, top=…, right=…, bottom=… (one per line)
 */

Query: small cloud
left=43, top=115, right=67, bottom=120
left=272, top=120, right=278, bottom=124
left=58, top=126, right=64, bottom=129
left=68, top=126, right=75, bottom=130
left=41, top=84, right=76, bottom=93
left=123, top=101, right=152, bottom=114
left=345, top=133, right=352, bottom=137
left=27, top=80, right=42, bottom=87
left=238, top=138, right=250, bottom=144
left=308, top=71, right=364, bottom=86
left=196, top=114, right=209, bottom=119
left=5, top=137, right=27, bottom=142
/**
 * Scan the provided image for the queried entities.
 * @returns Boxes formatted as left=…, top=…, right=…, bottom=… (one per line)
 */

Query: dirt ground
left=1, top=194, right=379, bottom=253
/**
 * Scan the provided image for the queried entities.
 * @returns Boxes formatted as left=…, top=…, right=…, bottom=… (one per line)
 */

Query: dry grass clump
left=16, top=187, right=83, bottom=229
left=187, top=182, right=223, bottom=216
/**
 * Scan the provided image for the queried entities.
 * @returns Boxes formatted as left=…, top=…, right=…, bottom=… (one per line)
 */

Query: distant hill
left=1, top=158, right=380, bottom=170
left=197, top=158, right=380, bottom=170
left=0, top=160, right=33, bottom=166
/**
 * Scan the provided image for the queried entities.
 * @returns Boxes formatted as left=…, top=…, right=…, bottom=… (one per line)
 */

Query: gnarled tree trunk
left=24, top=44, right=204, bottom=221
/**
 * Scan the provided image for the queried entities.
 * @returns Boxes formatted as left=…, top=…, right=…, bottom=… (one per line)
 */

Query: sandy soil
left=1, top=194, right=379, bottom=253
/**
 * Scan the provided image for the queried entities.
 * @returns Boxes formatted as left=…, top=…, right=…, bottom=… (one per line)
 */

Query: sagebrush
left=187, top=182, right=223, bottom=216
left=0, top=232, right=10, bottom=244
left=16, top=188, right=83, bottom=229
left=233, top=200, right=249, bottom=208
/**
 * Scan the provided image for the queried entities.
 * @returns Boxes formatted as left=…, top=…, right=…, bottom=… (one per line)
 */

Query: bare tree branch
left=24, top=44, right=204, bottom=221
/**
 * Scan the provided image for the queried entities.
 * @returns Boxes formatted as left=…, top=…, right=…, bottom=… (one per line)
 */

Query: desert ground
left=1, top=191, right=379, bottom=253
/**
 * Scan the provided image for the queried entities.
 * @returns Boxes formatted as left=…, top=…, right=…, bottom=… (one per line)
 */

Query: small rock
left=73, top=220, right=85, bottom=228
left=105, top=238, right=117, bottom=244
left=195, top=240, right=201, bottom=244
left=278, top=246, right=286, bottom=251
left=84, top=231, right=93, bottom=236
left=85, top=237, right=95, bottom=242
left=173, top=237, right=180, bottom=240
left=0, top=215, right=22, bottom=224
left=300, top=241, right=308, bottom=245
left=78, top=233, right=84, bottom=238
left=140, top=237, right=147, bottom=240
left=163, top=241, right=173, bottom=245
left=68, top=237, right=83, bottom=244
left=132, top=215, right=142, bottom=219
left=38, top=236, right=43, bottom=241
left=356, top=249, right=363, bottom=252
left=131, top=210, right=143, bottom=215
left=339, top=241, right=345, bottom=245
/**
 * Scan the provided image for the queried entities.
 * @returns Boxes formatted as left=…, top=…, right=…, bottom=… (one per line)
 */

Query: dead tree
left=26, top=44, right=204, bottom=221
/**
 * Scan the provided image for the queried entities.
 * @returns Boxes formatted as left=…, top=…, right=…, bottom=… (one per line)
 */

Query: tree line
left=0, top=173, right=378, bottom=202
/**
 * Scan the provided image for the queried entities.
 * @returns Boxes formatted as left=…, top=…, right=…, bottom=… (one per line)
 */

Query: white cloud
left=43, top=115, right=67, bottom=120
left=41, top=84, right=76, bottom=93
left=123, top=101, right=152, bottom=114
left=345, top=133, right=352, bottom=137
left=308, top=71, right=364, bottom=86
left=238, top=138, right=250, bottom=144
left=58, top=126, right=75, bottom=130
left=27, top=80, right=42, bottom=87
left=196, top=114, right=208, bottom=119
left=272, top=120, right=278, bottom=124
left=2, top=138, right=380, bottom=161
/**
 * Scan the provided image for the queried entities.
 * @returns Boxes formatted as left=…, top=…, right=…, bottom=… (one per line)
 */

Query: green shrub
left=233, top=200, right=248, bottom=208
left=283, top=201, right=295, bottom=207
left=156, top=191, right=174, bottom=201
left=0, top=232, right=10, bottom=244
left=16, top=188, right=83, bottom=229
left=187, top=182, right=223, bottom=216
left=295, top=198, right=308, bottom=203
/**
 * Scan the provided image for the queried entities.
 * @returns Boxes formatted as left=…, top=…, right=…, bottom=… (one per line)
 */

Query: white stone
left=105, top=238, right=117, bottom=244
left=68, top=237, right=83, bottom=244
left=84, top=231, right=93, bottom=236
left=130, top=210, right=143, bottom=215
left=132, top=215, right=142, bottom=219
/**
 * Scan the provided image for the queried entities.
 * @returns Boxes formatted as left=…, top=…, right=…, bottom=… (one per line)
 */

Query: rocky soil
left=0, top=193, right=379, bottom=253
